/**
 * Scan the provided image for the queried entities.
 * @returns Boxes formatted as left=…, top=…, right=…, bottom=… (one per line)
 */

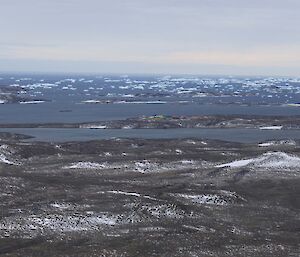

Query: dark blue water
left=1, top=73, right=300, bottom=142
left=0, top=103, right=300, bottom=124
left=1, top=128, right=299, bottom=143
left=0, top=73, right=300, bottom=124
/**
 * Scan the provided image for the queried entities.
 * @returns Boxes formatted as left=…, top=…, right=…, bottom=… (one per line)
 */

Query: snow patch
left=107, top=190, right=157, bottom=200
left=0, top=213, right=118, bottom=237
left=63, top=162, right=106, bottom=169
left=123, top=203, right=185, bottom=223
left=0, top=145, right=17, bottom=165
left=216, top=152, right=300, bottom=169
left=174, top=190, right=245, bottom=206
left=135, top=160, right=157, bottom=173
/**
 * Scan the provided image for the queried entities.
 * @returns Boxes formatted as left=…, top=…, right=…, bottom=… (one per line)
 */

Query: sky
left=0, top=0, right=300, bottom=76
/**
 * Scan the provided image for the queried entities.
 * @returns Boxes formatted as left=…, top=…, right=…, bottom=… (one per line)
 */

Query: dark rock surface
left=0, top=138, right=299, bottom=256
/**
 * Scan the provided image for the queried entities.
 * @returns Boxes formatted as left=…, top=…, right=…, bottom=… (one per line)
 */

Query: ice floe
left=6, top=74, right=300, bottom=108
left=19, top=100, right=45, bottom=104
left=259, top=126, right=283, bottom=130
left=81, top=99, right=102, bottom=104
left=80, top=124, right=107, bottom=129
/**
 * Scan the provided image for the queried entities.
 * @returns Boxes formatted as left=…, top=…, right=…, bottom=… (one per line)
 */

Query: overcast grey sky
left=1, top=0, right=300, bottom=75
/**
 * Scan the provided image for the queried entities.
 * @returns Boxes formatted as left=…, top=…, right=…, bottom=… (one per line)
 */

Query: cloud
left=1, top=0, right=300, bottom=75
left=3, top=44, right=300, bottom=70
left=164, top=46, right=300, bottom=67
